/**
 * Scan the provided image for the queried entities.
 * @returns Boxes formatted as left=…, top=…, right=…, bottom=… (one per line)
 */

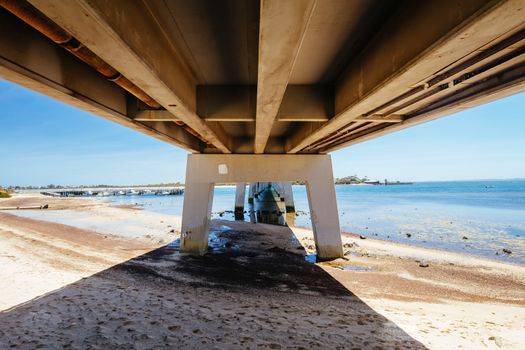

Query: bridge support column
left=248, top=183, right=255, bottom=203
left=281, top=182, right=295, bottom=213
left=180, top=154, right=343, bottom=259
left=234, top=183, right=246, bottom=220
left=180, top=180, right=214, bottom=255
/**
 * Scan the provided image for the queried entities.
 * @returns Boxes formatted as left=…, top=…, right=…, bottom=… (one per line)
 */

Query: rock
left=343, top=243, right=353, bottom=248
left=488, top=336, right=504, bottom=347
left=503, top=248, right=512, bottom=254
left=462, top=236, right=468, bottom=240
left=419, top=261, right=429, bottom=268
left=359, top=235, right=366, bottom=239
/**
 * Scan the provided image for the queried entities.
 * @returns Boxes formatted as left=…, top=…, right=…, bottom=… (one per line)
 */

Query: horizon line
left=5, top=177, right=525, bottom=188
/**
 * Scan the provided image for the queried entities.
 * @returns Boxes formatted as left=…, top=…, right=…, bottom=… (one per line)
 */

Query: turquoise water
left=110, top=180, right=525, bottom=265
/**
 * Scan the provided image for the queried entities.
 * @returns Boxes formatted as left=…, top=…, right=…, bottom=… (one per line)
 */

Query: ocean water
left=110, top=180, right=525, bottom=264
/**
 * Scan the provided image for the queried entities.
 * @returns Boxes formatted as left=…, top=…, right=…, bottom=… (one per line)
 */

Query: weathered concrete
left=281, top=182, right=295, bottom=213
left=234, top=183, right=246, bottom=220
left=248, top=183, right=255, bottom=204
left=252, top=186, right=286, bottom=226
left=180, top=154, right=343, bottom=259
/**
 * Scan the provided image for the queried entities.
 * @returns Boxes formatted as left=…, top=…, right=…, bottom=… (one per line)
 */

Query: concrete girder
left=327, top=62, right=525, bottom=151
left=254, top=0, right=316, bottom=153
left=286, top=0, right=525, bottom=153
left=28, top=0, right=232, bottom=153
left=198, top=85, right=332, bottom=123
left=0, top=8, right=202, bottom=152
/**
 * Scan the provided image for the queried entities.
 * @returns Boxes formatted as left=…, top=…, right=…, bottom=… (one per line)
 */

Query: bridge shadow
left=0, top=221, right=426, bottom=349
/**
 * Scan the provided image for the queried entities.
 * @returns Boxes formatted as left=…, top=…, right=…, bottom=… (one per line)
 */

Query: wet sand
left=0, top=194, right=524, bottom=349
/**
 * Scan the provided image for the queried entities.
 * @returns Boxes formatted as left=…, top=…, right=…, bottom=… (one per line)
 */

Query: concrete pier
left=180, top=154, right=343, bottom=260
left=2, top=0, right=521, bottom=263
left=246, top=181, right=295, bottom=221
left=252, top=186, right=285, bottom=225
left=248, top=183, right=255, bottom=204
left=281, top=182, right=295, bottom=213
left=234, top=183, right=246, bottom=220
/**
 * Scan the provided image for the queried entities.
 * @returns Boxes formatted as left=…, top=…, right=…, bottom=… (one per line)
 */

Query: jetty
left=0, top=0, right=523, bottom=259
left=40, top=188, right=184, bottom=198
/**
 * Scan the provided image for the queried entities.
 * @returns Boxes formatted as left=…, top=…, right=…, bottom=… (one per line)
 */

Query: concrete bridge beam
left=180, top=154, right=343, bottom=260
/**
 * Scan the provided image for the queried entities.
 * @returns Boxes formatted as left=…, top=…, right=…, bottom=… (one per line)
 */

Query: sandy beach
left=0, top=193, right=524, bottom=349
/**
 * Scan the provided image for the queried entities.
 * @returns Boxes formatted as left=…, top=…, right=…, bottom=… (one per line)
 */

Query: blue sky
left=1, top=79, right=524, bottom=186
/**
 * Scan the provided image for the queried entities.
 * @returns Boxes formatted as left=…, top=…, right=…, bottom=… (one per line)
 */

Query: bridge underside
left=1, top=0, right=524, bottom=258
left=0, top=0, right=524, bottom=155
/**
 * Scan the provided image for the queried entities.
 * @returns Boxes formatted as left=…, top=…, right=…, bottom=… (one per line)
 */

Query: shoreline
left=1, top=193, right=525, bottom=348
left=4, top=192, right=524, bottom=267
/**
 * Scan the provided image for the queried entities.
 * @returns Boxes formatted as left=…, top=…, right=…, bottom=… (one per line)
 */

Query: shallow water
left=108, top=180, right=525, bottom=265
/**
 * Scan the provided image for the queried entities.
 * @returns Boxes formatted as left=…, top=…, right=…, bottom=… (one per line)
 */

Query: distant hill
left=334, top=176, right=369, bottom=185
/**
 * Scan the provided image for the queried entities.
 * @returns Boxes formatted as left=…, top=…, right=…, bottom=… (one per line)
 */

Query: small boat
left=118, top=190, right=126, bottom=195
